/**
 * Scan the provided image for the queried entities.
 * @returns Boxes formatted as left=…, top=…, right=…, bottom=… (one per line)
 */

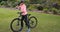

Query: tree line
left=0, top=0, right=60, bottom=15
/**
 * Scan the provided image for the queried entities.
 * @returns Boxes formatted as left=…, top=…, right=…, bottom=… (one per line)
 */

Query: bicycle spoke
left=29, top=16, right=37, bottom=28
left=10, top=18, right=22, bottom=32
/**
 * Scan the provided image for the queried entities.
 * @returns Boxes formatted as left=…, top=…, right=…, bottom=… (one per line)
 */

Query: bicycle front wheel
left=10, top=18, right=22, bottom=32
left=29, top=16, right=38, bottom=28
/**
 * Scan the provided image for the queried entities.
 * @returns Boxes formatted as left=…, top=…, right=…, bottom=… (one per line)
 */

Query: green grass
left=0, top=8, right=60, bottom=32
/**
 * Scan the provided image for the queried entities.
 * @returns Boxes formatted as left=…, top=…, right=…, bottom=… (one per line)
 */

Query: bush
left=0, top=1, right=6, bottom=5
left=57, top=10, right=60, bottom=15
left=52, top=3, right=60, bottom=9
left=11, top=2, right=18, bottom=7
left=28, top=4, right=37, bottom=11
left=51, top=8, right=58, bottom=14
left=0, top=1, right=19, bottom=7
left=37, top=6, right=43, bottom=10
left=53, top=10, right=57, bottom=14
left=43, top=8, right=48, bottom=13
left=58, top=10, right=60, bottom=13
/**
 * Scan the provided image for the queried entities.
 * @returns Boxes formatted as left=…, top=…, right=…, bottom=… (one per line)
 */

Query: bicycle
left=10, top=12, right=38, bottom=32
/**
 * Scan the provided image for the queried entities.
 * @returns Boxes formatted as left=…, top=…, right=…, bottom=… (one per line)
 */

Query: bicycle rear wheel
left=29, top=16, right=38, bottom=28
left=10, top=18, right=22, bottom=32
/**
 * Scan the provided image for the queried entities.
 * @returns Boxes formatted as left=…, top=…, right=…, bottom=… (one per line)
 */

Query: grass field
left=0, top=8, right=60, bottom=32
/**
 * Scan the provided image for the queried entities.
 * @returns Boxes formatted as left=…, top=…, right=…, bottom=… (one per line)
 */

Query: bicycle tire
left=29, top=16, right=38, bottom=28
left=10, top=18, right=23, bottom=32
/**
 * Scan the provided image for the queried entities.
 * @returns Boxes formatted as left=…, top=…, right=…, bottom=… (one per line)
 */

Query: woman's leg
left=21, top=15, right=24, bottom=28
left=24, top=15, right=30, bottom=32
left=24, top=15, right=30, bottom=28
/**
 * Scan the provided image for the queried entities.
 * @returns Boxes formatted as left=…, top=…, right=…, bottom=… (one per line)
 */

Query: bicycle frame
left=18, top=12, right=31, bottom=19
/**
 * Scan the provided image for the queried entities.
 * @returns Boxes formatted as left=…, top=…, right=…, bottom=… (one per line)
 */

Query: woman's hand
left=16, top=5, right=18, bottom=9
left=16, top=5, right=20, bottom=10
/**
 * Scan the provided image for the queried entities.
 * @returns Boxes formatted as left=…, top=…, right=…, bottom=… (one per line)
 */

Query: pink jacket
left=19, top=4, right=27, bottom=15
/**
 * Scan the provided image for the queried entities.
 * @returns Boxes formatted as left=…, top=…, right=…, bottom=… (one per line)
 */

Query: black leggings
left=21, top=15, right=30, bottom=28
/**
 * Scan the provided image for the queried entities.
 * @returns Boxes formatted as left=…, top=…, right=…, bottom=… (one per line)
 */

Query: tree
left=29, top=0, right=39, bottom=4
